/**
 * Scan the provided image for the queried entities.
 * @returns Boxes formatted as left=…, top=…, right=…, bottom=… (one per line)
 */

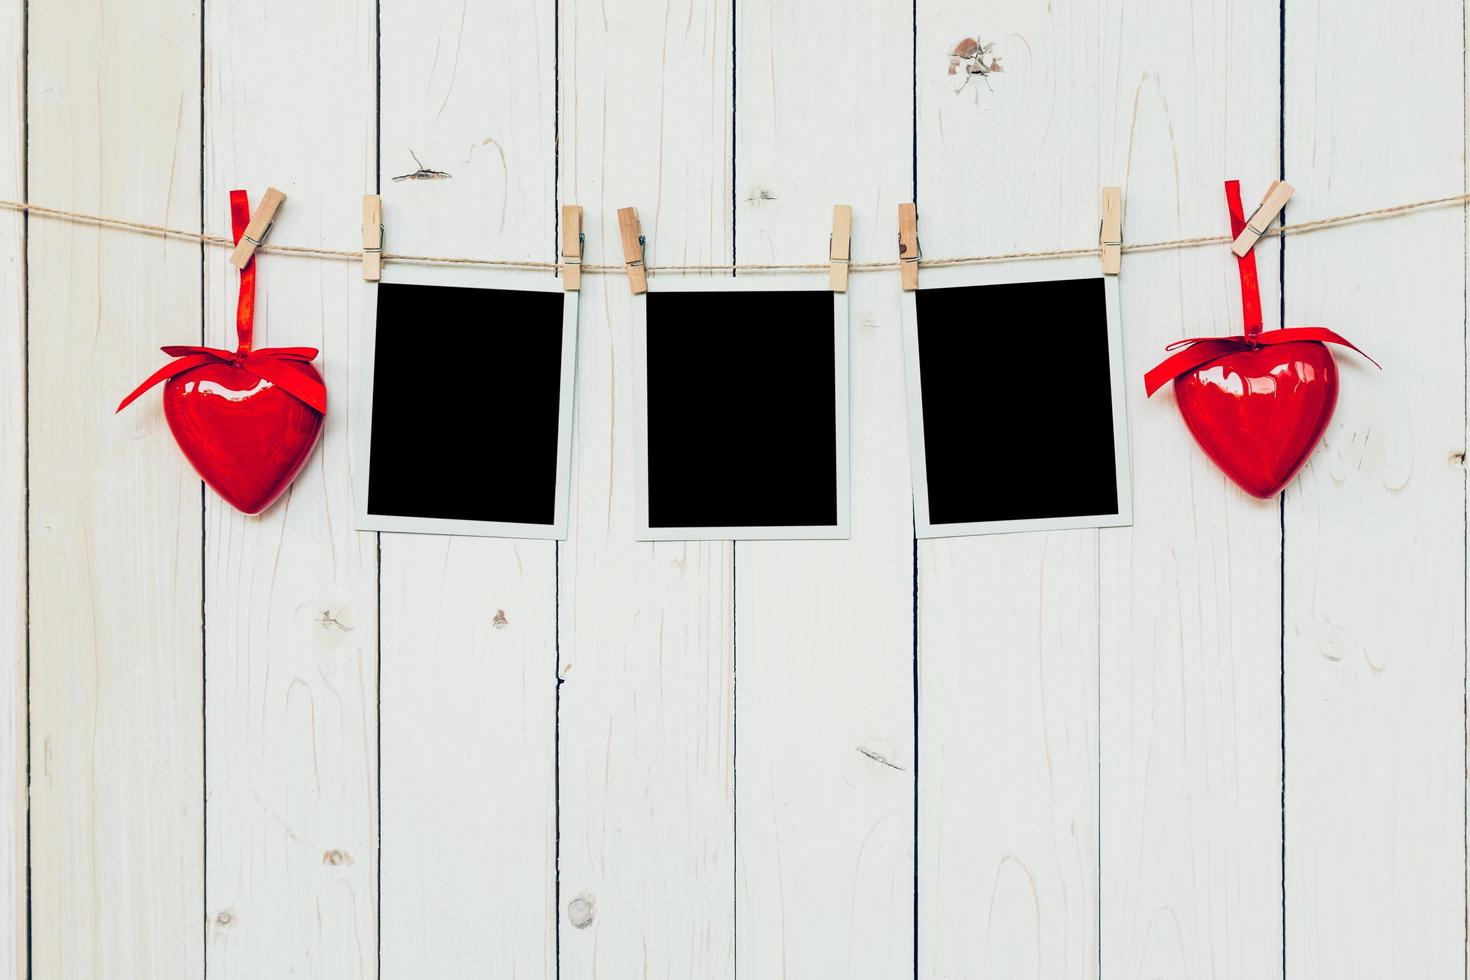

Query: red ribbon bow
left=117, top=190, right=327, bottom=415
left=1142, top=179, right=1376, bottom=397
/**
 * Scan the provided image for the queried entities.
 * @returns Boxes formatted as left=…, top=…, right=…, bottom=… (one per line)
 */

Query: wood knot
left=492, top=609, right=510, bottom=629
left=322, top=848, right=351, bottom=866
left=947, top=35, right=1004, bottom=92
left=567, top=893, right=596, bottom=929
left=317, top=609, right=353, bottom=632
left=216, top=910, right=235, bottom=927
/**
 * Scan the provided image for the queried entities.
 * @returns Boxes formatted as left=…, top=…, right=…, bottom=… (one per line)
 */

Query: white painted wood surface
left=6, top=2, right=1468, bottom=978
left=1284, top=2, right=1466, bottom=976
left=25, top=1, right=204, bottom=978
left=915, top=4, right=1101, bottom=976
left=0, top=0, right=23, bottom=974
left=557, top=2, right=736, bottom=976
left=732, top=0, right=915, bottom=974
left=1098, top=2, right=1286, bottom=977
left=378, top=0, right=557, bottom=976
left=202, top=2, right=378, bottom=976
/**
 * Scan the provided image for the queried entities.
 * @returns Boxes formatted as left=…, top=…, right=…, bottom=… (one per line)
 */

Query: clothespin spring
left=242, top=220, right=274, bottom=249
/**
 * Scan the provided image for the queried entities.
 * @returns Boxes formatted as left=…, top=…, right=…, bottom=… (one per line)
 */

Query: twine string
left=1, top=191, right=1465, bottom=275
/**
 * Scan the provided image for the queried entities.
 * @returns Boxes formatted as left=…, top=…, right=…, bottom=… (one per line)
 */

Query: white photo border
left=633, top=274, right=851, bottom=541
left=355, top=264, right=579, bottom=540
left=899, top=260, right=1133, bottom=539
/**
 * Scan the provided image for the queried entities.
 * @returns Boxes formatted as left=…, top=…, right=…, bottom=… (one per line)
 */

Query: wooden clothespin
left=1099, top=187, right=1122, bottom=275
left=1231, top=180, right=1294, bottom=257
left=562, top=205, right=584, bottom=291
left=361, top=194, right=383, bottom=282
left=228, top=187, right=286, bottom=269
left=617, top=207, right=647, bottom=294
left=830, top=205, right=852, bottom=293
left=897, top=203, right=919, bottom=290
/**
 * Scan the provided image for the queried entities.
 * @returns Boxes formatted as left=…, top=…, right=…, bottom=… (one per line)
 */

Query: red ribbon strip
left=1143, top=179, right=1376, bottom=397
left=1226, top=179, right=1263, bottom=336
left=117, top=190, right=326, bottom=414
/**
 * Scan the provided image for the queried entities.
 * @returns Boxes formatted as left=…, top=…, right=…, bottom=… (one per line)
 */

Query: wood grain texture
left=378, top=0, right=558, bottom=974
left=557, top=0, right=736, bottom=975
left=1096, top=2, right=1286, bottom=977
left=202, top=1, right=378, bottom=975
left=0, top=0, right=23, bottom=972
left=915, top=3, right=1101, bottom=976
left=26, top=0, right=204, bottom=976
left=731, top=0, right=915, bottom=974
left=12, top=4, right=1470, bottom=976
left=1283, top=2, right=1466, bottom=976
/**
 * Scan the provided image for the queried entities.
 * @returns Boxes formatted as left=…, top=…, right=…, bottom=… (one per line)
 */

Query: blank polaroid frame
left=356, top=265, right=578, bottom=539
left=899, top=259, right=1132, bottom=538
left=633, top=275, right=850, bottom=541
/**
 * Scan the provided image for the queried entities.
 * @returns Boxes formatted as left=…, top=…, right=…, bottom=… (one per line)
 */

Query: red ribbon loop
left=116, top=190, right=326, bottom=415
left=1143, top=179, right=1376, bottom=397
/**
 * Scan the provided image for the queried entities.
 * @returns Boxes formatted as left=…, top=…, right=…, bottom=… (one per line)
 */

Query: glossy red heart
left=1173, top=340, right=1338, bottom=498
left=163, top=358, right=324, bottom=514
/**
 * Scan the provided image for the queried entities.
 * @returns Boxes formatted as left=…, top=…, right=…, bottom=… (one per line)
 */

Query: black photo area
left=645, top=289, right=838, bottom=529
left=915, top=277, right=1119, bottom=525
left=367, top=282, right=564, bottom=525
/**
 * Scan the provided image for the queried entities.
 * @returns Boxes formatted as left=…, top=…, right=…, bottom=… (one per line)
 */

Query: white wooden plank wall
left=5, top=1, right=1468, bottom=979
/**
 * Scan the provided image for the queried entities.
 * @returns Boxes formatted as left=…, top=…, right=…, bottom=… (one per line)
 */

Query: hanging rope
left=0, top=191, right=1465, bottom=275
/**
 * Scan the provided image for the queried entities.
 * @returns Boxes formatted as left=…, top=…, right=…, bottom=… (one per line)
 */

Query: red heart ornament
left=163, top=359, right=324, bottom=514
left=1172, top=340, right=1338, bottom=498
left=1143, top=179, right=1375, bottom=499
left=117, top=189, right=328, bottom=515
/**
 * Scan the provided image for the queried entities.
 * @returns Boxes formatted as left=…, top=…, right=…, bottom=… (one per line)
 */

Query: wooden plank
left=378, top=0, right=557, bottom=974
left=557, top=0, right=735, bottom=973
left=26, top=0, right=203, bottom=975
left=1096, top=0, right=1284, bottom=976
left=914, top=4, right=1100, bottom=976
left=0, top=0, right=24, bottom=971
left=1283, top=0, right=1466, bottom=975
left=201, top=2, right=377, bottom=975
left=379, top=539, right=556, bottom=976
left=731, top=0, right=914, bottom=974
